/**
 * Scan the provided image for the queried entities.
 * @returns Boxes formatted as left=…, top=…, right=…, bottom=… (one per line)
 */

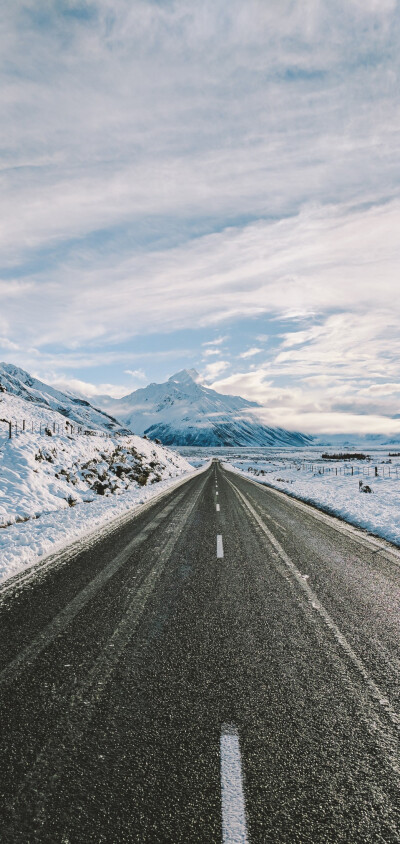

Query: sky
left=1, top=0, right=400, bottom=435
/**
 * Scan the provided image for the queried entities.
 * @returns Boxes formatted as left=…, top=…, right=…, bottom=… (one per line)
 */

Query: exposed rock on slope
left=0, top=401, right=192, bottom=528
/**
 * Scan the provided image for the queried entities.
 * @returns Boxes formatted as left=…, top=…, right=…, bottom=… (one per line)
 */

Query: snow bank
left=0, top=471, right=200, bottom=584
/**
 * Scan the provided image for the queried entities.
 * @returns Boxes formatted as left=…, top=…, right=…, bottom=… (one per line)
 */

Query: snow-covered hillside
left=0, top=380, right=195, bottom=582
left=0, top=362, right=125, bottom=433
left=0, top=424, right=191, bottom=530
left=0, top=383, right=193, bottom=530
left=96, top=369, right=312, bottom=447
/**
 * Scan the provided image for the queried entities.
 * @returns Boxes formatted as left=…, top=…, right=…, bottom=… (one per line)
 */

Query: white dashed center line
left=220, top=724, right=248, bottom=843
left=216, top=503, right=220, bottom=512
left=217, top=535, right=224, bottom=558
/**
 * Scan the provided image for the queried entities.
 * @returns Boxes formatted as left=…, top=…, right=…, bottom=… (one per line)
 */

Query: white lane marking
left=220, top=724, right=248, bottom=844
left=217, top=535, right=224, bottom=558
left=216, top=491, right=219, bottom=496
left=216, top=503, right=220, bottom=512
left=228, top=479, right=400, bottom=734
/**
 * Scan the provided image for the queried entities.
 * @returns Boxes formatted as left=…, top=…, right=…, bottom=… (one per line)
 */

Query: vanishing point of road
left=0, top=461, right=399, bottom=842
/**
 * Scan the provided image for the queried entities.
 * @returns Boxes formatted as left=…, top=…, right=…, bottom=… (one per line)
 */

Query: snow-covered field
left=0, top=411, right=196, bottom=583
left=179, top=444, right=400, bottom=547
left=218, top=446, right=400, bottom=547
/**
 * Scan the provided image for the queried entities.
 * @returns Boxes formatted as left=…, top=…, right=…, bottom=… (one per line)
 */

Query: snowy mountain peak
left=94, top=370, right=312, bottom=447
left=168, top=369, right=201, bottom=385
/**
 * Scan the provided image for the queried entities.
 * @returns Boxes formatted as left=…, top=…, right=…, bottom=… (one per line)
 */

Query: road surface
left=0, top=460, right=399, bottom=842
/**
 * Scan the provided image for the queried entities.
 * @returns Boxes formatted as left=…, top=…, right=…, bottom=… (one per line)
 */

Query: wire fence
left=249, top=462, right=399, bottom=479
left=0, top=418, right=113, bottom=443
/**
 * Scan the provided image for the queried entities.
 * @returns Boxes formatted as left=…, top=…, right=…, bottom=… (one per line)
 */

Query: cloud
left=275, top=311, right=400, bottom=381
left=124, top=369, right=147, bottom=380
left=239, top=347, right=263, bottom=359
left=350, top=0, right=397, bottom=13
left=4, top=198, right=399, bottom=351
left=203, top=348, right=221, bottom=357
left=203, top=360, right=230, bottom=381
left=0, top=337, right=19, bottom=351
left=363, top=383, right=400, bottom=396
left=44, top=376, right=128, bottom=400
left=210, top=351, right=400, bottom=434
left=0, top=347, right=194, bottom=375
left=2, top=0, right=400, bottom=278
left=202, top=336, right=228, bottom=346
left=0, top=281, right=33, bottom=298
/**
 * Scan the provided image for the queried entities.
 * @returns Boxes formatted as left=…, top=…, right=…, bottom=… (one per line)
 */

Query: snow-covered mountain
left=314, top=433, right=400, bottom=447
left=0, top=363, right=126, bottom=434
left=95, top=369, right=313, bottom=447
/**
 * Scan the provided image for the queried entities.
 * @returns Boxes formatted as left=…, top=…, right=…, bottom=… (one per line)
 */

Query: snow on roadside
left=0, top=424, right=196, bottom=583
left=223, top=448, right=400, bottom=547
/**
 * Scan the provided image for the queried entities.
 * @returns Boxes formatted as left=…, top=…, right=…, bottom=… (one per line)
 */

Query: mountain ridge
left=0, top=362, right=127, bottom=434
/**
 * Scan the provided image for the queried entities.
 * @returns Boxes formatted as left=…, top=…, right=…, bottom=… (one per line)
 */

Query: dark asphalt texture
left=0, top=461, right=399, bottom=843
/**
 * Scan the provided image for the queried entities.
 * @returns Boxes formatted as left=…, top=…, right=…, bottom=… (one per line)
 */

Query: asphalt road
left=0, top=460, right=399, bottom=843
